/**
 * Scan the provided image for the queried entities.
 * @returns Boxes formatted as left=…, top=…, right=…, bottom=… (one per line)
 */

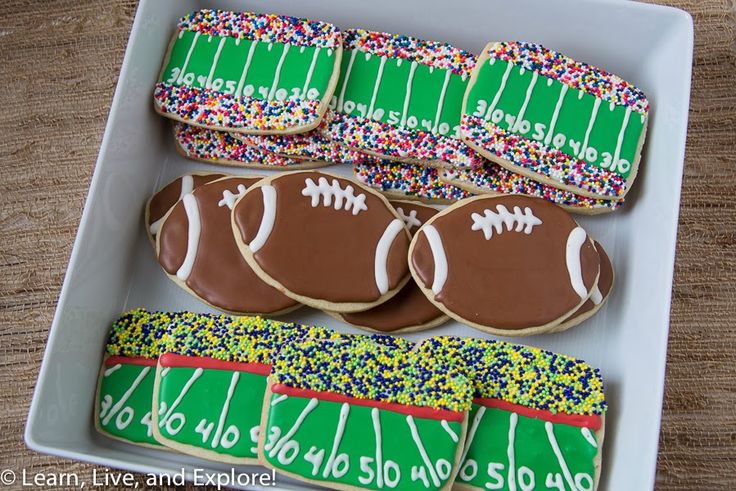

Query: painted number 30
left=473, top=100, right=631, bottom=174
left=166, top=67, right=320, bottom=100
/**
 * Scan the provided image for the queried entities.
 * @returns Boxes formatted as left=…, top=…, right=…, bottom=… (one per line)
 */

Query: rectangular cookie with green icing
left=323, top=29, right=484, bottom=168
left=151, top=313, right=342, bottom=464
left=154, top=9, right=342, bottom=134
left=259, top=337, right=473, bottom=491
left=94, top=309, right=172, bottom=448
left=415, top=337, right=607, bottom=491
left=461, top=41, right=649, bottom=201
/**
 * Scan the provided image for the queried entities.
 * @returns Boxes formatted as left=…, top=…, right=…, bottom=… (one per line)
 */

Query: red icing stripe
left=474, top=397, right=602, bottom=430
left=104, top=355, right=157, bottom=367
left=159, top=353, right=272, bottom=375
left=272, top=384, right=465, bottom=422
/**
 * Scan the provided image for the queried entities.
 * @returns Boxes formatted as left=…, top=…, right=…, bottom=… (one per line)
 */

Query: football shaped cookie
left=553, top=240, right=614, bottom=332
left=157, top=176, right=300, bottom=315
left=409, top=195, right=601, bottom=335
left=146, top=172, right=226, bottom=246
left=231, top=171, right=411, bottom=312
left=334, top=201, right=449, bottom=332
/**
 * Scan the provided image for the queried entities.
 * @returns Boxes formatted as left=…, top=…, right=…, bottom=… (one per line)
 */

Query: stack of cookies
left=153, top=9, right=648, bottom=213
left=96, top=309, right=607, bottom=491
left=146, top=170, right=613, bottom=336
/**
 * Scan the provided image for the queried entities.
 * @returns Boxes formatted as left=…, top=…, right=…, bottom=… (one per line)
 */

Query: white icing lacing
left=218, top=184, right=247, bottom=210
left=396, top=207, right=422, bottom=229
left=470, top=204, right=542, bottom=240
left=302, top=177, right=368, bottom=215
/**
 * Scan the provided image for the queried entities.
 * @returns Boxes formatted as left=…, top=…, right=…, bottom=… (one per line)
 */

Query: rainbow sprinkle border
left=155, top=84, right=324, bottom=133
left=238, top=126, right=367, bottom=165
left=178, top=10, right=341, bottom=49
left=344, top=29, right=475, bottom=76
left=442, top=161, right=623, bottom=211
left=353, top=160, right=472, bottom=202
left=462, top=114, right=627, bottom=199
left=325, top=112, right=486, bottom=168
left=175, top=123, right=304, bottom=166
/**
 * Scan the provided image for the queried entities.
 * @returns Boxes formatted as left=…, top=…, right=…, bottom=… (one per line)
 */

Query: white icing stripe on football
left=590, top=285, right=603, bottom=305
left=250, top=185, right=277, bottom=253
left=176, top=193, right=201, bottom=281
left=149, top=216, right=165, bottom=236
left=179, top=174, right=194, bottom=199
left=565, top=226, right=588, bottom=300
left=374, top=219, right=405, bottom=295
left=423, top=225, right=448, bottom=295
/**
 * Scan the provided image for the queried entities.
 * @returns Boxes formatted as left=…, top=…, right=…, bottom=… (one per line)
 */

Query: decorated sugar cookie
left=259, top=338, right=473, bottom=490
left=354, top=160, right=472, bottom=204
left=156, top=176, right=300, bottom=315
left=442, top=163, right=623, bottom=215
left=174, top=123, right=328, bottom=169
left=152, top=313, right=340, bottom=463
left=409, top=195, right=601, bottom=335
left=554, top=240, right=614, bottom=332
left=323, top=30, right=485, bottom=168
left=462, top=41, right=649, bottom=200
left=95, top=309, right=171, bottom=448
left=233, top=118, right=367, bottom=166
left=416, top=337, right=607, bottom=491
left=155, top=10, right=342, bottom=134
left=231, top=171, right=412, bottom=312
left=146, top=172, right=226, bottom=246
left=335, top=201, right=449, bottom=333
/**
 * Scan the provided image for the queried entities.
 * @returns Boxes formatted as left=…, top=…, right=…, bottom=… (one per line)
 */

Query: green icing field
left=97, top=362, right=160, bottom=446
left=263, top=391, right=463, bottom=491
left=155, top=366, right=268, bottom=460
left=161, top=29, right=336, bottom=102
left=466, top=58, right=645, bottom=178
left=332, top=49, right=469, bottom=137
left=457, top=404, right=598, bottom=491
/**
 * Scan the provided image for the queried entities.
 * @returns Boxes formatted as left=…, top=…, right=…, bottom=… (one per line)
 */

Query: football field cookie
left=442, top=163, right=623, bottom=215
left=553, top=240, right=614, bottom=332
left=409, top=195, right=601, bottom=335
left=155, top=10, right=342, bottom=134
left=354, top=160, right=472, bottom=204
left=335, top=201, right=449, bottom=333
left=461, top=41, right=649, bottom=200
left=174, top=123, right=328, bottom=169
left=156, top=176, right=300, bottom=315
left=152, top=313, right=340, bottom=464
left=417, top=337, right=607, bottom=491
left=146, top=172, right=225, bottom=246
left=231, top=171, right=412, bottom=312
left=324, top=29, right=485, bottom=168
left=259, top=337, right=473, bottom=490
left=95, top=309, right=170, bottom=448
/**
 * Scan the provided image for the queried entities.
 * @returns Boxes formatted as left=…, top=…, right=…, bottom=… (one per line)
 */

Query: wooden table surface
left=0, top=1, right=734, bottom=488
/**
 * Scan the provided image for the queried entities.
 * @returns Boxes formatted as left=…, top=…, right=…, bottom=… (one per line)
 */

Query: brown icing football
left=409, top=195, right=601, bottom=334
left=554, top=240, right=614, bottom=331
left=337, top=201, right=448, bottom=332
left=156, top=176, right=299, bottom=315
left=232, top=171, right=411, bottom=312
left=146, top=172, right=226, bottom=242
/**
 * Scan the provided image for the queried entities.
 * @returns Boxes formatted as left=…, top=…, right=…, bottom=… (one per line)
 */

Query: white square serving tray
left=25, top=0, right=693, bottom=489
